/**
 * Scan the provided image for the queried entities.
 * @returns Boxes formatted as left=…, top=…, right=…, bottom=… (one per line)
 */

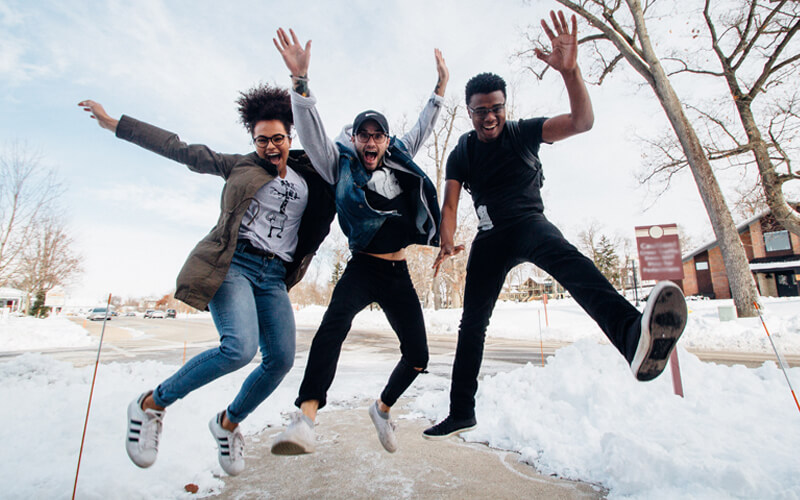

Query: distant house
left=681, top=204, right=800, bottom=298
left=501, top=276, right=566, bottom=302
left=0, top=287, right=25, bottom=314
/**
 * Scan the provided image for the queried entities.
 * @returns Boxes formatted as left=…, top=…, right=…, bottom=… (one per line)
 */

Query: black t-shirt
left=446, top=117, right=547, bottom=238
left=362, top=167, right=418, bottom=254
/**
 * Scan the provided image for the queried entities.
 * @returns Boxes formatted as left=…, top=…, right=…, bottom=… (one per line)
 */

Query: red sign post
left=634, top=224, right=685, bottom=397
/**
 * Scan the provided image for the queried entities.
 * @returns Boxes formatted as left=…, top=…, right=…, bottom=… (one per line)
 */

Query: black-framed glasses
left=468, top=103, right=506, bottom=118
left=253, top=134, right=288, bottom=148
left=355, top=131, right=388, bottom=144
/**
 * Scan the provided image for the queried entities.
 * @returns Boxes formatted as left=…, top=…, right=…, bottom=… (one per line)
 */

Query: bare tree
left=14, top=213, right=82, bottom=303
left=625, top=1, right=800, bottom=233
left=0, top=142, right=63, bottom=286
left=520, top=0, right=761, bottom=316
left=421, top=97, right=465, bottom=309
left=700, top=0, right=800, bottom=234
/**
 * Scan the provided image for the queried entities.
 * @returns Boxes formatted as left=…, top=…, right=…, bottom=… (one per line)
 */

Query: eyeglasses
left=468, top=103, right=506, bottom=118
left=355, top=131, right=388, bottom=144
left=253, top=134, right=288, bottom=148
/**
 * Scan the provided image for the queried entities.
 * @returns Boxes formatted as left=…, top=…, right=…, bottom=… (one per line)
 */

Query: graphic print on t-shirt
left=476, top=205, right=494, bottom=231
left=265, top=178, right=301, bottom=239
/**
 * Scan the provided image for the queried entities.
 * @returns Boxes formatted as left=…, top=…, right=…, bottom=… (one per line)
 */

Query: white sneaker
left=368, top=401, right=398, bottom=453
left=631, top=281, right=688, bottom=381
left=125, top=391, right=164, bottom=468
left=271, top=412, right=315, bottom=455
left=208, top=411, right=245, bottom=476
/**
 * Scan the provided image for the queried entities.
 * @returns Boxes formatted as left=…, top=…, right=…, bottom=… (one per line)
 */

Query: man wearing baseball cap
left=271, top=28, right=447, bottom=455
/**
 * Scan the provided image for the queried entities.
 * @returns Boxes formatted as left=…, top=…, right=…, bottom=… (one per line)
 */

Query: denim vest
left=335, top=139, right=440, bottom=253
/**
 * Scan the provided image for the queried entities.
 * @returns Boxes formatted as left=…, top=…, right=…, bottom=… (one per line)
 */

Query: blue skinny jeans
left=152, top=245, right=295, bottom=423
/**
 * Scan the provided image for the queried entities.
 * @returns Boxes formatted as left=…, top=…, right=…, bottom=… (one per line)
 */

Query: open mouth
left=364, top=151, right=378, bottom=163
left=267, top=152, right=282, bottom=165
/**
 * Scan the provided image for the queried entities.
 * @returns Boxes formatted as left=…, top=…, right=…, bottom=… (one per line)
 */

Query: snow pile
left=410, top=341, right=800, bottom=499
left=0, top=315, right=96, bottom=351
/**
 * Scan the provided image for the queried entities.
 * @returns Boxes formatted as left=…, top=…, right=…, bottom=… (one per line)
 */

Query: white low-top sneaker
left=368, top=401, right=398, bottom=453
left=631, top=281, right=688, bottom=381
left=270, top=412, right=316, bottom=455
left=208, top=411, right=245, bottom=476
left=125, top=391, right=164, bottom=468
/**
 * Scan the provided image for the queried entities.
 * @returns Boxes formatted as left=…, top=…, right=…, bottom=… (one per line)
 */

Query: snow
left=1, top=297, right=799, bottom=499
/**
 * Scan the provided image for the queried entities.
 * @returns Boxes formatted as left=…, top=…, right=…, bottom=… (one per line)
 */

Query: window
left=764, top=230, right=791, bottom=252
left=695, top=261, right=709, bottom=271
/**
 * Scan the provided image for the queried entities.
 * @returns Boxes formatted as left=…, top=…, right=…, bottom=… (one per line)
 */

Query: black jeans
left=296, top=253, right=428, bottom=409
left=449, top=215, right=642, bottom=419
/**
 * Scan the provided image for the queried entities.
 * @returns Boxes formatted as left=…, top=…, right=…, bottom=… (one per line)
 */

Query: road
left=37, top=315, right=799, bottom=370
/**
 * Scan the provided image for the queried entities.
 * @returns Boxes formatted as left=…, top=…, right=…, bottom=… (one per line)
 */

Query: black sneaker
left=631, top=281, right=688, bottom=381
left=422, top=415, right=477, bottom=440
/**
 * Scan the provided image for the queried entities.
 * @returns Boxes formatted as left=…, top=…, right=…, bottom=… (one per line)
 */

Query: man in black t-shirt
left=423, top=10, right=688, bottom=439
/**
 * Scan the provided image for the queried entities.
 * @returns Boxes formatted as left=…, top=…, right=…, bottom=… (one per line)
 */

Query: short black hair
left=465, top=73, right=506, bottom=106
left=236, top=84, right=293, bottom=135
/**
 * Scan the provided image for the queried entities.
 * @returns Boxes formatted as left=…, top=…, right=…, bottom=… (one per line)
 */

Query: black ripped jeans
left=296, top=253, right=428, bottom=409
left=449, top=214, right=642, bottom=419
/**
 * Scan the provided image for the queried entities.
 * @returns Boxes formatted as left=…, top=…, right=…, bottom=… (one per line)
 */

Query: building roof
left=0, top=287, right=24, bottom=299
left=682, top=202, right=799, bottom=262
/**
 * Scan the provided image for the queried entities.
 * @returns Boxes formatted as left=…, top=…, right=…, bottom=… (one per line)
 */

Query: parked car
left=149, top=310, right=166, bottom=319
left=144, top=309, right=155, bottom=318
left=87, top=307, right=112, bottom=321
left=166, top=309, right=177, bottom=318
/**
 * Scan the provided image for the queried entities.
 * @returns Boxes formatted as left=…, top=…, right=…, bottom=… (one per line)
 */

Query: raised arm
left=432, top=179, right=465, bottom=276
left=537, top=10, right=594, bottom=143
left=78, top=100, right=235, bottom=178
left=274, top=28, right=339, bottom=184
left=399, top=49, right=448, bottom=156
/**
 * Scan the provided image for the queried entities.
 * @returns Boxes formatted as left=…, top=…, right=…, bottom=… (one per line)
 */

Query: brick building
left=681, top=204, right=800, bottom=299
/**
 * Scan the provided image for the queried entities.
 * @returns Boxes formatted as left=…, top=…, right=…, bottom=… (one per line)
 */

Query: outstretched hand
left=433, top=48, right=449, bottom=97
left=78, top=100, right=118, bottom=133
left=274, top=28, right=311, bottom=78
left=534, top=10, right=578, bottom=74
left=432, top=243, right=465, bottom=277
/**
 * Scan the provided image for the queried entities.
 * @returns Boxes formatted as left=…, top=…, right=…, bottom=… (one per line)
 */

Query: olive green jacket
left=116, top=115, right=335, bottom=310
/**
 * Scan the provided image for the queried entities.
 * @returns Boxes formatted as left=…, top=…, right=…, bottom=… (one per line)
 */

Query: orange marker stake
left=538, top=310, right=545, bottom=366
left=73, top=293, right=112, bottom=499
left=753, top=302, right=800, bottom=415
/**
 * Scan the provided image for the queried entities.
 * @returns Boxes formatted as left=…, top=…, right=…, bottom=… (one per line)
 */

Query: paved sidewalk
left=211, top=403, right=606, bottom=499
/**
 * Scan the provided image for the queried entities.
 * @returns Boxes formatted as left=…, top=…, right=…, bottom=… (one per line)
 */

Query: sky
left=1, top=0, right=776, bottom=304
left=1, top=296, right=799, bottom=498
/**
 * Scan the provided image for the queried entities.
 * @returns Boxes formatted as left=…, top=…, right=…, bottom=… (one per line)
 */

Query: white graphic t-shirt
left=237, top=166, right=308, bottom=262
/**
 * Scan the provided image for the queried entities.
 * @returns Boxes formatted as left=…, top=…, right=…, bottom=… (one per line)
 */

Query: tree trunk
left=734, top=100, right=800, bottom=235
left=637, top=22, right=759, bottom=316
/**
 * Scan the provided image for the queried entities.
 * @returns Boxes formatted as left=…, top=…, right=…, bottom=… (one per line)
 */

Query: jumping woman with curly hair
left=79, top=84, right=334, bottom=476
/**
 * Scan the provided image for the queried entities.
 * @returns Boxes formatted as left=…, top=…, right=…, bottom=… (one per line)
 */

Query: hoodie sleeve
left=398, top=93, right=444, bottom=157
left=290, top=89, right=340, bottom=185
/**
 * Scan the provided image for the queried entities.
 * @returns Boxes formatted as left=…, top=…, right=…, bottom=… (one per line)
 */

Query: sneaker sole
left=632, top=282, right=688, bottom=382
left=422, top=424, right=477, bottom=441
left=270, top=439, right=314, bottom=455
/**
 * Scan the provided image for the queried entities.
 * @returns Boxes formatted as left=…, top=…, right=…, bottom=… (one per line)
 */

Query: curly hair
left=464, top=73, right=506, bottom=106
left=236, top=83, right=293, bottom=135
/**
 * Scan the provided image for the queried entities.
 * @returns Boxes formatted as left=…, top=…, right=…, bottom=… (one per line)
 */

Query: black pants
left=296, top=253, right=428, bottom=409
left=449, top=215, right=642, bottom=419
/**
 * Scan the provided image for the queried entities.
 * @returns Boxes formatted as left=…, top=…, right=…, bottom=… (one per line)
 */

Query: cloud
left=89, top=181, right=220, bottom=229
